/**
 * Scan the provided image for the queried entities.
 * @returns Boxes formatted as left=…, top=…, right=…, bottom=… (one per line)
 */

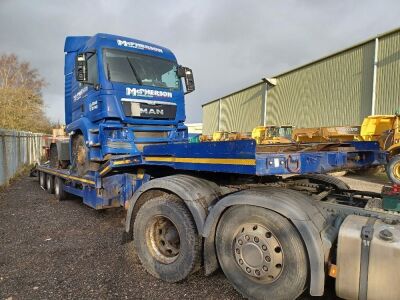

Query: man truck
left=36, top=33, right=400, bottom=300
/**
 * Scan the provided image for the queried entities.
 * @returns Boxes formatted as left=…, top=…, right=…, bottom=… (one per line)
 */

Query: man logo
left=140, top=108, right=164, bottom=116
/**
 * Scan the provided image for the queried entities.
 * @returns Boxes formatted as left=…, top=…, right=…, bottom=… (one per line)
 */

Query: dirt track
left=0, top=173, right=387, bottom=299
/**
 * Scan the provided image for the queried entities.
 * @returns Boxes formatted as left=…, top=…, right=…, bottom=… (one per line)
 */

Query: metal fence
left=0, top=129, right=49, bottom=186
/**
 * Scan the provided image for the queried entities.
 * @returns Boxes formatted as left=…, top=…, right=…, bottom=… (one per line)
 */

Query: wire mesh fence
left=0, top=129, right=49, bottom=186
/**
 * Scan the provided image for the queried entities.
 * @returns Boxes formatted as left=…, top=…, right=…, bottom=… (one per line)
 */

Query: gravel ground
left=0, top=173, right=387, bottom=300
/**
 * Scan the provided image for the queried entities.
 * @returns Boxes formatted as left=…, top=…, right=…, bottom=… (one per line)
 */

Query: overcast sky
left=0, top=0, right=399, bottom=123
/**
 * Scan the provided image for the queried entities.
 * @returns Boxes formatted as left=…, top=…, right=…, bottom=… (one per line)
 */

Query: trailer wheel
left=46, top=175, right=55, bottom=194
left=387, top=154, right=400, bottom=185
left=39, top=172, right=46, bottom=189
left=216, top=205, right=308, bottom=300
left=54, top=177, right=67, bottom=200
left=133, top=194, right=201, bottom=282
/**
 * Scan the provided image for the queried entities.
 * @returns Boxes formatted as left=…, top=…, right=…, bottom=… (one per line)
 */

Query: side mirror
left=75, top=53, right=88, bottom=82
left=178, top=66, right=195, bottom=94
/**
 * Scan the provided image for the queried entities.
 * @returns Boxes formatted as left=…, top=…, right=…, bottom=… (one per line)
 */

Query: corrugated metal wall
left=202, top=100, right=219, bottom=135
left=375, top=31, right=400, bottom=115
left=267, top=41, right=375, bottom=127
left=220, top=83, right=264, bottom=132
left=202, top=28, right=400, bottom=131
left=0, top=129, right=47, bottom=186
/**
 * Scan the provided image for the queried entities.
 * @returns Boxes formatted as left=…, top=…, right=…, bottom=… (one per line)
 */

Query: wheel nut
left=239, top=259, right=244, bottom=265
left=245, top=235, right=250, bottom=241
left=263, top=265, right=268, bottom=271
left=254, top=236, right=259, bottom=243
left=236, top=248, right=240, bottom=254
left=265, top=256, right=271, bottom=262
left=262, top=245, right=267, bottom=251
left=255, top=269, right=260, bottom=276
left=246, top=267, right=251, bottom=273
left=238, top=239, right=243, bottom=245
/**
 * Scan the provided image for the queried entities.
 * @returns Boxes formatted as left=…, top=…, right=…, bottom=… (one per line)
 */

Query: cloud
left=0, top=0, right=399, bottom=123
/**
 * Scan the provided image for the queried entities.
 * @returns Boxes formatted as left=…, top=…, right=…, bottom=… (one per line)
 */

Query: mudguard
left=124, top=174, right=223, bottom=238
left=202, top=187, right=329, bottom=297
left=65, top=117, right=97, bottom=142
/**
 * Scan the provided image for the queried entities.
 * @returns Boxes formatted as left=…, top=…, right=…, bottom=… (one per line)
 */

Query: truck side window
left=87, top=53, right=98, bottom=85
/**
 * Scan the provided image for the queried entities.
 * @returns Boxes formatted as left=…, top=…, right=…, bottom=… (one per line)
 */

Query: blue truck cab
left=64, top=33, right=194, bottom=174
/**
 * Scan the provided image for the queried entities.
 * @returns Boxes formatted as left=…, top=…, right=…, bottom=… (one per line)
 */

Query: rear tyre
left=39, top=172, right=46, bottom=189
left=54, top=177, right=67, bottom=200
left=387, top=155, right=400, bottom=185
left=133, top=194, right=201, bottom=282
left=216, top=205, right=308, bottom=300
left=46, top=175, right=55, bottom=194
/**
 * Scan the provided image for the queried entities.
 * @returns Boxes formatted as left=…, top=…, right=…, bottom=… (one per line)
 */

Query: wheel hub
left=234, top=224, right=283, bottom=282
left=393, top=161, right=400, bottom=179
left=148, top=216, right=180, bottom=264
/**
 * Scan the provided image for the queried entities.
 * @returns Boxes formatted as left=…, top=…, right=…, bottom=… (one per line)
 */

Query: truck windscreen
left=103, top=49, right=180, bottom=90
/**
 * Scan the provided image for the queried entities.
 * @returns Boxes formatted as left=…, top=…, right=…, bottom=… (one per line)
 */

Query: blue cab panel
left=64, top=33, right=188, bottom=162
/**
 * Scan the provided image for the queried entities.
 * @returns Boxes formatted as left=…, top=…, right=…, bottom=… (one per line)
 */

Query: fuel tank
left=336, top=214, right=400, bottom=300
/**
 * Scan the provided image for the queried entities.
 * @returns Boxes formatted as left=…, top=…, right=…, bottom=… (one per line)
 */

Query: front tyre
left=386, top=154, right=400, bottom=185
left=71, top=134, right=90, bottom=176
left=216, top=205, right=308, bottom=300
left=133, top=194, right=201, bottom=282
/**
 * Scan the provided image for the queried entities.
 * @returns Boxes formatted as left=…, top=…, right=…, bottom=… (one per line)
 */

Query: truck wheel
left=54, top=177, right=67, bottom=200
left=72, top=134, right=90, bottom=176
left=216, top=205, right=308, bottom=300
left=39, top=172, right=46, bottom=189
left=133, top=194, right=201, bottom=282
left=386, top=155, right=400, bottom=185
left=46, top=175, right=55, bottom=194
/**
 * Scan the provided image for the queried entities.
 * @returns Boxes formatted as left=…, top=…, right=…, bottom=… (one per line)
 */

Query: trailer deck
left=37, top=139, right=387, bottom=210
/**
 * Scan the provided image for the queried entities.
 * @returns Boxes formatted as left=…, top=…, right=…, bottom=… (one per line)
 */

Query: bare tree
left=0, top=54, right=52, bottom=133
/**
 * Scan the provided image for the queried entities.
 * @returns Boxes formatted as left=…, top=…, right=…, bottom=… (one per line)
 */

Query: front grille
left=128, top=125, right=175, bottom=151
left=122, top=99, right=177, bottom=120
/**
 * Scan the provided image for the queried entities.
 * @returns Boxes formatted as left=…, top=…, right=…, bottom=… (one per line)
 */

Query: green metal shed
left=202, top=27, right=400, bottom=135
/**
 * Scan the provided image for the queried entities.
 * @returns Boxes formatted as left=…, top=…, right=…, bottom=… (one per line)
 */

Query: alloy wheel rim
left=233, top=223, right=284, bottom=282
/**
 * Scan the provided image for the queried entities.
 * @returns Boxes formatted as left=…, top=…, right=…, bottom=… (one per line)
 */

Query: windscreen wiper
left=126, top=57, right=142, bottom=85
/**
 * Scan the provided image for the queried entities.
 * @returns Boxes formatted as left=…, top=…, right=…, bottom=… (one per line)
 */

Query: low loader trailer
left=37, top=33, right=400, bottom=300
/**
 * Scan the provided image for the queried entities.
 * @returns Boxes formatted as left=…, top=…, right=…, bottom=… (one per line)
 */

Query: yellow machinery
left=251, top=125, right=293, bottom=144
left=292, top=126, right=361, bottom=143
left=201, top=114, right=400, bottom=183
left=199, top=131, right=251, bottom=142
left=360, top=114, right=400, bottom=183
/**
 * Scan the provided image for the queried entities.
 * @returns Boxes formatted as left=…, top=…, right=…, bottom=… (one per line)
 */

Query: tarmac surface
left=0, top=173, right=387, bottom=299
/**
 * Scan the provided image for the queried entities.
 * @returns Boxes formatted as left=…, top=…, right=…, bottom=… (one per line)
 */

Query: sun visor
left=64, top=36, right=90, bottom=53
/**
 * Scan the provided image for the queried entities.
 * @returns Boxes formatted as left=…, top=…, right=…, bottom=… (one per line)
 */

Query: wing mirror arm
left=178, top=66, right=195, bottom=94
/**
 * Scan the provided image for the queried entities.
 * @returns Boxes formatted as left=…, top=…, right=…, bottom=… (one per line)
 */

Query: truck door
left=72, top=52, right=101, bottom=122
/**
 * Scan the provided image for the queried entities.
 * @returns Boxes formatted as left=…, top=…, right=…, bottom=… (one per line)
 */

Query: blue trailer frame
left=37, top=139, right=387, bottom=210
